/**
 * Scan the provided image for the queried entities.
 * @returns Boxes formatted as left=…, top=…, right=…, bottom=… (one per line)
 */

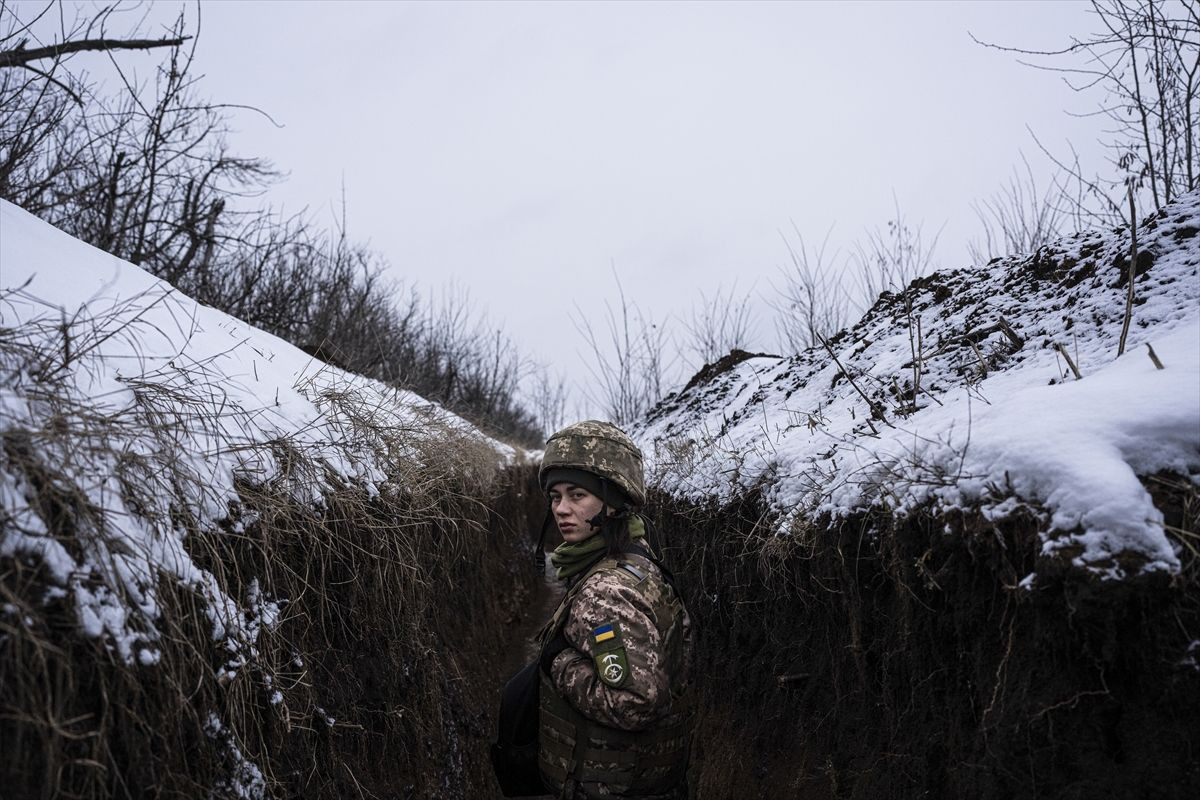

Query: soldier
left=535, top=421, right=692, bottom=800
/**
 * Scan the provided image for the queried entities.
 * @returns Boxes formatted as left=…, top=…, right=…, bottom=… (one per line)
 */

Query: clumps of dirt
left=1172, top=224, right=1199, bottom=242
left=643, top=349, right=784, bottom=436
left=1110, top=249, right=1157, bottom=289
left=649, top=480, right=1200, bottom=799
left=680, top=349, right=779, bottom=396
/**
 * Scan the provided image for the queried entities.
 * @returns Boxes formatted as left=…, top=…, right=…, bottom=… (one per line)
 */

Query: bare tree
left=975, top=0, right=1200, bottom=226
left=572, top=268, right=676, bottom=427
left=1, top=4, right=280, bottom=293
left=0, top=2, right=551, bottom=446
left=769, top=224, right=851, bottom=353
left=526, top=364, right=570, bottom=438
left=683, top=281, right=756, bottom=367
left=968, top=153, right=1068, bottom=264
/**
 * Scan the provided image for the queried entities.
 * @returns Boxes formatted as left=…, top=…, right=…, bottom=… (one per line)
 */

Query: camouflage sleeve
left=550, top=570, right=669, bottom=732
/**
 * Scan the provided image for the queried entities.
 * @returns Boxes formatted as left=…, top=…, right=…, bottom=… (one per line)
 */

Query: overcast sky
left=19, top=0, right=1112, bottom=417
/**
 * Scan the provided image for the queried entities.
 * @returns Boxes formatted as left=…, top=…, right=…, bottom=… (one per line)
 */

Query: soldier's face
left=548, top=483, right=605, bottom=543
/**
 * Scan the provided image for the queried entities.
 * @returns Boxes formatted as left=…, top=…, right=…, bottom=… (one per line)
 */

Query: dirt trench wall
left=648, top=483, right=1200, bottom=800
left=0, top=458, right=545, bottom=800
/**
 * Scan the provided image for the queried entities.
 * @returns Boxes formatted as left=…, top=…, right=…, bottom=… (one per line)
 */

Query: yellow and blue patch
left=593, top=623, right=616, bottom=644
left=590, top=622, right=628, bottom=688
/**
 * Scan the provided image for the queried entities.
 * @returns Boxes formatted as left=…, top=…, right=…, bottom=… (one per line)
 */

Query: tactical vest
left=536, top=552, right=691, bottom=799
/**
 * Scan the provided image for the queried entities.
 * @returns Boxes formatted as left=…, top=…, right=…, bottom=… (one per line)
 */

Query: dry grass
left=0, top=300, right=540, bottom=799
left=650, top=483, right=1200, bottom=799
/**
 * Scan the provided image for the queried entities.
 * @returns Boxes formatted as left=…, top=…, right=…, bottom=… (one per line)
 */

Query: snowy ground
left=634, top=192, right=1200, bottom=581
left=0, top=198, right=510, bottom=666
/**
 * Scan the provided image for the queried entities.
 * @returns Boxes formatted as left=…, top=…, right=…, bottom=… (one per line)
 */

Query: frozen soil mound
left=638, top=193, right=1199, bottom=798
left=639, top=191, right=1200, bottom=582
left=0, top=200, right=537, bottom=798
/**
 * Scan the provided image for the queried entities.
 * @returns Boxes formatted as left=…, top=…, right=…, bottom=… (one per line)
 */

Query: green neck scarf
left=550, top=516, right=646, bottom=581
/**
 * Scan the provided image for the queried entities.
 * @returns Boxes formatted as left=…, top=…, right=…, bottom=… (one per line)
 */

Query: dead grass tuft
left=650, top=482, right=1200, bottom=798
left=0, top=299, right=540, bottom=798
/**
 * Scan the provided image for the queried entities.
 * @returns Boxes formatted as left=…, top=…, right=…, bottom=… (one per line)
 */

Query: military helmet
left=539, top=420, right=646, bottom=507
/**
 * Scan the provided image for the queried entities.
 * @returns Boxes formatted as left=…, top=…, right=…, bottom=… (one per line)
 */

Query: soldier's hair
left=590, top=480, right=634, bottom=558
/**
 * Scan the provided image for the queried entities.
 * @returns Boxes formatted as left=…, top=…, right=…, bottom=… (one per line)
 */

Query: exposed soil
left=6, top=460, right=1196, bottom=799
left=645, top=480, right=1200, bottom=799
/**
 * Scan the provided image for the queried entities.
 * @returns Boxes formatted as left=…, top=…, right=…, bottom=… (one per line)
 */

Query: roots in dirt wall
left=647, top=480, right=1200, bottom=800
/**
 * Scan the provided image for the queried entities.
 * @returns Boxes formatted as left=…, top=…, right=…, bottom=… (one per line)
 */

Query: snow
left=0, top=199, right=513, bottom=790
left=204, top=713, right=268, bottom=800
left=635, top=191, right=1200, bottom=580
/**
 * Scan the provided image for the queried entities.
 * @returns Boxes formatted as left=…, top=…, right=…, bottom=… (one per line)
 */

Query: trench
left=509, top=552, right=564, bottom=670
left=3, top=460, right=1196, bottom=799
left=463, top=471, right=1200, bottom=800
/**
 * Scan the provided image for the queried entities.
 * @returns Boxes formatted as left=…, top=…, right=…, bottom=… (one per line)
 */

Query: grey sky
left=23, top=0, right=1111, bottom=413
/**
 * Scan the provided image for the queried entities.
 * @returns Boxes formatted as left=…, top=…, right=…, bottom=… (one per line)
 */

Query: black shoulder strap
left=534, top=507, right=552, bottom=575
left=617, top=541, right=680, bottom=595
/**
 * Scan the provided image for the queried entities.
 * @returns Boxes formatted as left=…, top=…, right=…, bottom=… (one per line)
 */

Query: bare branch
left=0, top=35, right=189, bottom=68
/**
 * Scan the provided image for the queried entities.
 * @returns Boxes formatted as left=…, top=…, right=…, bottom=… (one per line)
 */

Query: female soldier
left=535, top=421, right=692, bottom=800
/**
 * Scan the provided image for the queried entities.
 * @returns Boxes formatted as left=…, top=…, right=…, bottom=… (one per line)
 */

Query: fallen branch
left=996, top=317, right=1024, bottom=349
left=964, top=317, right=1024, bottom=350
left=776, top=672, right=810, bottom=687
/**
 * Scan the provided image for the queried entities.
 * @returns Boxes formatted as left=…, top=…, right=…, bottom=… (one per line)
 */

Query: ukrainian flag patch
left=590, top=621, right=628, bottom=688
left=592, top=623, right=617, bottom=644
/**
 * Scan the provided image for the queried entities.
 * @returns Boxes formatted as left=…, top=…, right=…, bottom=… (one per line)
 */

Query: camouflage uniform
left=537, top=422, right=692, bottom=800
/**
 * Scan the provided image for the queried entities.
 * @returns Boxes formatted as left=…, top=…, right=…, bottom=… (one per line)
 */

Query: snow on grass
left=635, top=191, right=1200, bottom=580
left=0, top=197, right=510, bottom=662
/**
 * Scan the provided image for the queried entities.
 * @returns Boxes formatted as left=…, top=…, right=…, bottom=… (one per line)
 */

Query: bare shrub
left=852, top=205, right=941, bottom=309
left=527, top=363, right=570, bottom=439
left=0, top=3, right=545, bottom=445
left=0, top=292, right=532, bottom=797
left=573, top=268, right=676, bottom=427
left=684, top=281, right=757, bottom=367
left=770, top=224, right=850, bottom=353
left=968, top=153, right=1068, bottom=264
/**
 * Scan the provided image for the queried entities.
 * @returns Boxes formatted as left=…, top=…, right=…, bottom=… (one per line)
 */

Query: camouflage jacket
left=545, top=545, right=692, bottom=731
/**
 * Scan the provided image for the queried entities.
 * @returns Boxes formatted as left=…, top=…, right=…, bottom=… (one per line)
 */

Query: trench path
left=491, top=551, right=563, bottom=799
left=522, top=551, right=564, bottom=664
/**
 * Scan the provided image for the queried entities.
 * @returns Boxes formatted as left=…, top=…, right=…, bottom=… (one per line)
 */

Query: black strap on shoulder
left=617, top=561, right=647, bottom=582
left=617, top=536, right=680, bottom=595
left=534, top=506, right=552, bottom=575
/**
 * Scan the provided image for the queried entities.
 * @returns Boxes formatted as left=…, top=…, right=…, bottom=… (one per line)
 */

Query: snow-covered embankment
left=635, top=192, right=1200, bottom=798
left=0, top=200, right=532, bottom=798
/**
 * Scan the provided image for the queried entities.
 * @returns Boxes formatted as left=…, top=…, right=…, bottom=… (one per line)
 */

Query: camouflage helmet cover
left=540, top=420, right=646, bottom=507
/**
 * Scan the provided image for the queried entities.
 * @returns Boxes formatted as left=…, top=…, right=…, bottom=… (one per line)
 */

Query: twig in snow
left=1118, top=187, right=1138, bottom=357
left=1054, top=342, right=1083, bottom=380
left=1145, top=343, right=1165, bottom=369
left=816, top=332, right=887, bottom=430
left=901, top=288, right=923, bottom=414
left=967, top=338, right=989, bottom=379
